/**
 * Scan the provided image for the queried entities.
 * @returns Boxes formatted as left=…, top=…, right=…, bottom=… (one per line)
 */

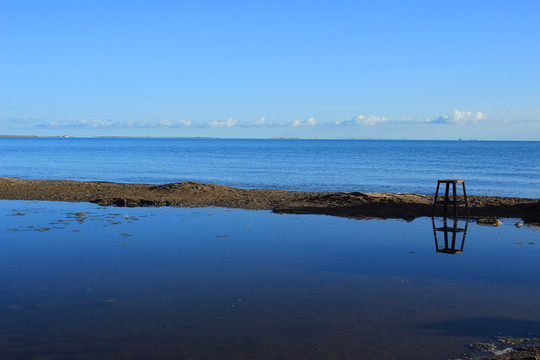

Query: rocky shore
left=1, top=177, right=539, bottom=223
left=473, top=345, right=540, bottom=360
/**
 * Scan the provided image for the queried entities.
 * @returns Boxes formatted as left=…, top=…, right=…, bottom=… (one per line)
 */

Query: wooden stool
left=431, top=179, right=468, bottom=217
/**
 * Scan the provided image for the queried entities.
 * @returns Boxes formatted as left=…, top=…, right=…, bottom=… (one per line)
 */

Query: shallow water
left=1, top=200, right=539, bottom=359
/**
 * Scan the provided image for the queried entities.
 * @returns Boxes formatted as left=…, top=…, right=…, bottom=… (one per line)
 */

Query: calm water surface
left=1, top=201, right=539, bottom=359
left=1, top=138, right=539, bottom=198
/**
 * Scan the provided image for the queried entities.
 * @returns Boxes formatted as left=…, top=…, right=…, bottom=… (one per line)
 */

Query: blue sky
left=1, top=0, right=539, bottom=139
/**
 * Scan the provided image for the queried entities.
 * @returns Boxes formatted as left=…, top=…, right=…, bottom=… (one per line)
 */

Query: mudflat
left=1, top=177, right=539, bottom=223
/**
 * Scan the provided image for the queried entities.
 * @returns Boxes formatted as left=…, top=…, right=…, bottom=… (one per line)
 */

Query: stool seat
left=438, top=179, right=465, bottom=183
left=432, top=179, right=469, bottom=218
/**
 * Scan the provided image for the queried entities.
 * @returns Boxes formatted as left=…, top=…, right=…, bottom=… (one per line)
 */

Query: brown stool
left=431, top=179, right=469, bottom=218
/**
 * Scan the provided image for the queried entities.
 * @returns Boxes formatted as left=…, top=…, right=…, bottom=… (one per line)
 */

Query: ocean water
left=1, top=137, right=539, bottom=198
left=2, top=138, right=540, bottom=359
left=1, top=201, right=539, bottom=360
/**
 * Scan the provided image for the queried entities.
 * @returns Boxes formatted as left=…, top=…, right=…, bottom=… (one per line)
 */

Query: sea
left=1, top=137, right=539, bottom=198
left=1, top=137, right=540, bottom=360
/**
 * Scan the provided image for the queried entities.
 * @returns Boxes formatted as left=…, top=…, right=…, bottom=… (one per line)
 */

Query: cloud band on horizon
left=2, top=110, right=539, bottom=130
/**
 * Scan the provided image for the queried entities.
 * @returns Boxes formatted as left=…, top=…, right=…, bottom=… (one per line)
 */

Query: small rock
left=471, top=342, right=496, bottom=350
left=477, top=218, right=502, bottom=226
left=514, top=221, right=523, bottom=228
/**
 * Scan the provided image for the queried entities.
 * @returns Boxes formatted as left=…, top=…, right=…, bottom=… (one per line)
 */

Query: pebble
left=477, top=218, right=503, bottom=226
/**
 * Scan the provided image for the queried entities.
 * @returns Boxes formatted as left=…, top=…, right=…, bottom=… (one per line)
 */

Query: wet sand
left=1, top=177, right=539, bottom=223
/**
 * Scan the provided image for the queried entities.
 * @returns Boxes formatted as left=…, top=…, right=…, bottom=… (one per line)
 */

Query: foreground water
left=1, top=138, right=539, bottom=198
left=1, top=200, right=539, bottom=360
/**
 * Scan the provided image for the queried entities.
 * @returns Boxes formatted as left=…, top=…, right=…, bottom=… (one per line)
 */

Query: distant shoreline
left=1, top=177, right=538, bottom=223
left=0, top=135, right=39, bottom=138
left=2, top=135, right=537, bottom=141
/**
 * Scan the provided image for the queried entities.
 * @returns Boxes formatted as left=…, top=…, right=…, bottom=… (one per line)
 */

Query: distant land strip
left=0, top=135, right=39, bottom=137
left=0, top=177, right=538, bottom=223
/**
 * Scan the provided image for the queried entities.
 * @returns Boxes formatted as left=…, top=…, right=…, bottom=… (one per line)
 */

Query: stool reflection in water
left=431, top=217, right=469, bottom=254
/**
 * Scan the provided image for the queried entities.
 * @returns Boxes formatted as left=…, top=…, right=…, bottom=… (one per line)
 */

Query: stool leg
left=453, top=182, right=457, bottom=218
left=443, top=217, right=449, bottom=250
left=451, top=217, right=458, bottom=251
left=432, top=181, right=441, bottom=216
left=460, top=220, right=468, bottom=251
left=432, top=217, right=438, bottom=250
left=462, top=181, right=468, bottom=217
left=451, top=229, right=457, bottom=252
left=443, top=182, right=450, bottom=215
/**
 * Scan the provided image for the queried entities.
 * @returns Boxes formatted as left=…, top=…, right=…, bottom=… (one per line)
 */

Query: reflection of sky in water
left=1, top=200, right=539, bottom=360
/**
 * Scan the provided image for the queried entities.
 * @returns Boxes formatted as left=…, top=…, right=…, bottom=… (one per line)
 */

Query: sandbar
left=1, top=177, right=538, bottom=223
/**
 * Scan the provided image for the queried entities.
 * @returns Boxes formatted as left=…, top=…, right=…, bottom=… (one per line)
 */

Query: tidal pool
left=1, top=200, right=539, bottom=360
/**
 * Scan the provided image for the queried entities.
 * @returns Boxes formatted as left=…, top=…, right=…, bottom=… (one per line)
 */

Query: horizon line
left=3, top=135, right=538, bottom=141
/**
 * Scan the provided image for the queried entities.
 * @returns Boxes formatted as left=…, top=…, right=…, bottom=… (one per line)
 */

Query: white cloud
left=453, top=110, right=486, bottom=123
left=291, top=117, right=318, bottom=127
left=91, top=119, right=112, bottom=127
left=251, top=116, right=267, bottom=126
left=335, top=115, right=391, bottom=126
left=246, top=117, right=292, bottom=127
left=125, top=119, right=192, bottom=128
left=335, top=117, right=356, bottom=126
left=208, top=117, right=238, bottom=128
left=335, top=110, right=491, bottom=127
left=208, top=120, right=220, bottom=128
left=226, top=117, right=238, bottom=127
left=431, top=110, right=487, bottom=124
left=73, top=118, right=112, bottom=127
left=361, top=115, right=390, bottom=126
left=158, top=119, right=173, bottom=127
